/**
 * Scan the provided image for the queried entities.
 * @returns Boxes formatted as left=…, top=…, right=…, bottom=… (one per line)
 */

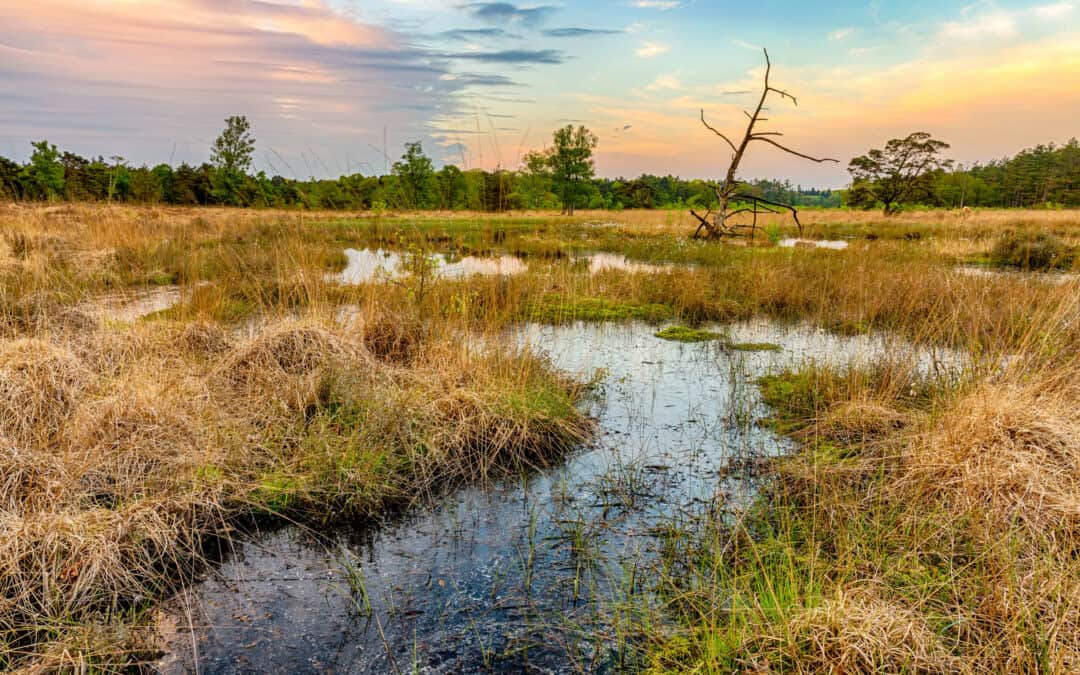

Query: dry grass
left=0, top=312, right=589, bottom=669
left=1, top=203, right=1078, bottom=670
left=0, top=340, right=90, bottom=446
left=903, top=382, right=1080, bottom=533
left=747, top=586, right=966, bottom=674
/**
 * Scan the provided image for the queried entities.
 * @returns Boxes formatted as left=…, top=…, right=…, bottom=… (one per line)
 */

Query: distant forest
left=2, top=135, right=1077, bottom=211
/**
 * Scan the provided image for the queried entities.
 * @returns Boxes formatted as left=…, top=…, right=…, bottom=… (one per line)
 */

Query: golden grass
left=904, top=381, right=1080, bottom=533
left=0, top=313, right=590, bottom=669
left=0, top=203, right=1078, bottom=670
left=749, top=586, right=966, bottom=674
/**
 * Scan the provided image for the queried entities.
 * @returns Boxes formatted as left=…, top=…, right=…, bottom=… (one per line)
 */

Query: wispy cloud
left=542, top=27, right=622, bottom=37
left=450, top=48, right=564, bottom=64
left=828, top=27, right=854, bottom=41
left=940, top=11, right=1017, bottom=39
left=628, top=0, right=681, bottom=9
left=1034, top=2, right=1074, bottom=19
left=462, top=2, right=558, bottom=27
left=439, top=27, right=516, bottom=41
left=635, top=42, right=669, bottom=58
left=0, top=0, right=478, bottom=172
left=646, top=73, right=681, bottom=90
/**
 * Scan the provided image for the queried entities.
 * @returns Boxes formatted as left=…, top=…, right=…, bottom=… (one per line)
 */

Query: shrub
left=990, top=231, right=1073, bottom=270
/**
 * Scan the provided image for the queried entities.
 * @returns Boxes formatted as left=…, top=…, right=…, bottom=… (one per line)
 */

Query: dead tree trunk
left=692, top=49, right=838, bottom=240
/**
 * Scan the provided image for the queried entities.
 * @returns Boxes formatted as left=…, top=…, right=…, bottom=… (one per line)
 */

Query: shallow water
left=160, top=320, right=950, bottom=673
left=958, top=265, right=1078, bottom=285
left=778, top=238, right=849, bottom=250
left=584, top=253, right=671, bottom=275
left=88, top=287, right=181, bottom=323
left=335, top=248, right=527, bottom=284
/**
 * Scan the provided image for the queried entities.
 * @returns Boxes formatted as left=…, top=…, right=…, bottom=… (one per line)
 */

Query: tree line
left=1, top=116, right=1076, bottom=211
left=848, top=133, right=1080, bottom=212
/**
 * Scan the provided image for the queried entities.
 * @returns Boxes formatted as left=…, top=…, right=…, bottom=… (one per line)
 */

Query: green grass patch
left=526, top=296, right=672, bottom=324
left=728, top=341, right=782, bottom=352
left=655, top=325, right=726, bottom=342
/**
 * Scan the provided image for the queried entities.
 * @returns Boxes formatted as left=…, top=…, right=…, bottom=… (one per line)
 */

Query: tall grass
left=0, top=203, right=1077, bottom=670
left=643, top=295, right=1080, bottom=673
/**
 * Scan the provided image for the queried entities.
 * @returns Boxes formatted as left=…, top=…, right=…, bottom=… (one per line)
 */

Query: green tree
left=392, top=141, right=437, bottom=209
left=548, top=125, right=598, bottom=215
left=210, top=115, right=255, bottom=205
left=0, top=156, right=22, bottom=200
left=25, top=141, right=65, bottom=201
left=514, top=149, right=557, bottom=209
left=436, top=165, right=469, bottom=210
left=848, top=132, right=952, bottom=214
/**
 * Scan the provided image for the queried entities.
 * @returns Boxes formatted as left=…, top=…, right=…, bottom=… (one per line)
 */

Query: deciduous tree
left=25, top=141, right=65, bottom=201
left=547, top=125, right=598, bottom=215
left=848, top=132, right=952, bottom=214
left=392, top=141, right=438, bottom=209
left=210, top=116, right=255, bottom=205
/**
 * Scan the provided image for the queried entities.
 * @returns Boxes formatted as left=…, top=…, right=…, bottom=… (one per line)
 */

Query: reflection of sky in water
left=335, top=248, right=527, bottom=284
left=585, top=252, right=671, bottom=275
left=958, top=265, right=1077, bottom=285
left=88, top=287, right=181, bottom=322
left=161, top=321, right=957, bottom=674
left=334, top=248, right=682, bottom=285
left=779, top=238, right=849, bottom=250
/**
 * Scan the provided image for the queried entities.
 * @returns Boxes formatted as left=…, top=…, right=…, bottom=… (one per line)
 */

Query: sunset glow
left=2, top=0, right=1077, bottom=185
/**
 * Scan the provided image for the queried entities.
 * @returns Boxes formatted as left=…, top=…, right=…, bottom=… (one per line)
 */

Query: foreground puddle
left=335, top=248, right=527, bottom=284
left=779, top=238, right=849, bottom=250
left=160, top=320, right=953, bottom=673
left=86, top=287, right=181, bottom=323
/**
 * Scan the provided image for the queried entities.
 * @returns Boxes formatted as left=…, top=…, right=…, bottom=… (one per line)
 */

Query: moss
left=145, top=270, right=178, bottom=286
left=655, top=325, right=726, bottom=343
left=526, top=297, right=672, bottom=324
left=757, top=370, right=829, bottom=434
left=828, top=318, right=872, bottom=336
left=728, top=341, right=782, bottom=352
left=253, top=472, right=302, bottom=513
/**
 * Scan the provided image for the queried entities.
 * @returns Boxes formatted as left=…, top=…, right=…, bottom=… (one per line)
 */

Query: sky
left=1, top=0, right=1078, bottom=187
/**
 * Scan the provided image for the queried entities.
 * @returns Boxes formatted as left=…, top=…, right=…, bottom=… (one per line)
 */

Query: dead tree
left=691, top=49, right=837, bottom=240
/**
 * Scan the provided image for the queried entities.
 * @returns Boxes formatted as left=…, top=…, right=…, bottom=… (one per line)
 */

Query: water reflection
left=778, top=238, right=849, bottom=250
left=335, top=248, right=527, bottom=284
left=161, top=320, right=954, bottom=673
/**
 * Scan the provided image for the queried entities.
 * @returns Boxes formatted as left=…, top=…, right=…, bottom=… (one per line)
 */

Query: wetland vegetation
left=0, top=203, right=1078, bottom=672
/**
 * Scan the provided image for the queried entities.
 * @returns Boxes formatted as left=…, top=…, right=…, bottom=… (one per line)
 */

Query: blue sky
left=1, top=0, right=1077, bottom=186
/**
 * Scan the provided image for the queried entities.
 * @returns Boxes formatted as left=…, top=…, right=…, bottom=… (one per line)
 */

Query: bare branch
left=700, top=110, right=737, bottom=154
left=752, top=136, right=839, bottom=164
left=691, top=46, right=827, bottom=240
left=690, top=208, right=714, bottom=239
left=767, top=87, right=799, bottom=106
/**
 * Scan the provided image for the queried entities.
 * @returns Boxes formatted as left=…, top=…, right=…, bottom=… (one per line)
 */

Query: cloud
left=462, top=3, right=557, bottom=27
left=542, top=27, right=622, bottom=37
left=940, top=10, right=1017, bottom=39
left=1034, top=2, right=1074, bottom=19
left=450, top=49, right=564, bottom=64
left=439, top=27, right=517, bottom=40
left=466, top=74, right=521, bottom=86
left=635, top=42, right=669, bottom=58
left=828, top=27, right=854, bottom=41
left=0, top=0, right=465, bottom=172
left=628, top=0, right=681, bottom=9
left=646, top=73, right=681, bottom=90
